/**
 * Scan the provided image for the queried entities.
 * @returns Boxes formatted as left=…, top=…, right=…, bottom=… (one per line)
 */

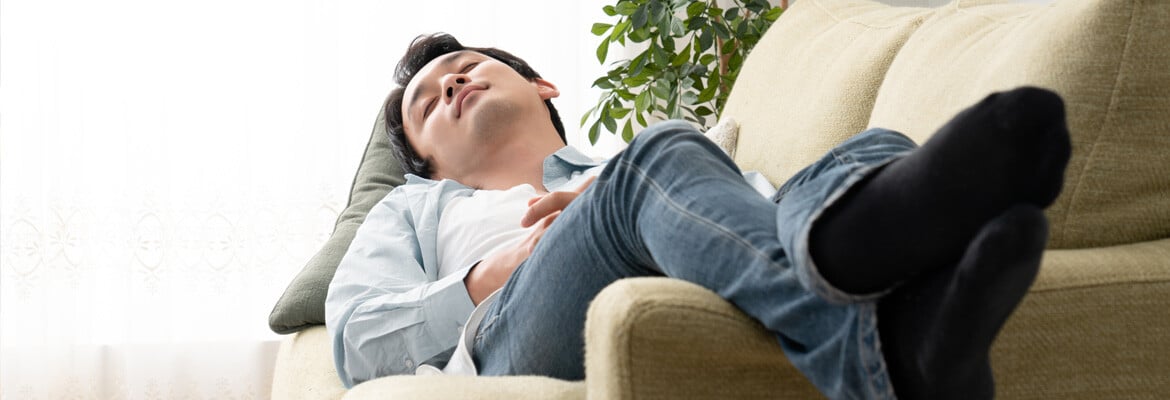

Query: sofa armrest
left=271, top=326, right=347, bottom=400
left=585, top=277, right=823, bottom=400
left=992, top=238, right=1170, bottom=399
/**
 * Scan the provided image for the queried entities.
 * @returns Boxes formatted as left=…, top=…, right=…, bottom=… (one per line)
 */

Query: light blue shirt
left=325, top=146, right=603, bottom=388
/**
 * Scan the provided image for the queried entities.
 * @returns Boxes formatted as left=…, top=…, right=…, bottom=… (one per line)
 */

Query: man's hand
left=464, top=176, right=596, bottom=305
left=521, top=176, right=596, bottom=227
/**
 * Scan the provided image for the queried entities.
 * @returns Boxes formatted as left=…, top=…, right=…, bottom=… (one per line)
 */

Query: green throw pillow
left=268, top=101, right=406, bottom=334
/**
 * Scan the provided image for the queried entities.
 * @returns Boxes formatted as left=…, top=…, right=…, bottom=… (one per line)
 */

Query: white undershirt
left=436, top=184, right=540, bottom=278
left=423, top=183, right=541, bottom=375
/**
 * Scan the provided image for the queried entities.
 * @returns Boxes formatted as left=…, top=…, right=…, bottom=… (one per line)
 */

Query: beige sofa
left=271, top=0, right=1170, bottom=398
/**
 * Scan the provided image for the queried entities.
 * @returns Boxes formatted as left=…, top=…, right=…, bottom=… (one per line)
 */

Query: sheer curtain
left=0, top=0, right=614, bottom=398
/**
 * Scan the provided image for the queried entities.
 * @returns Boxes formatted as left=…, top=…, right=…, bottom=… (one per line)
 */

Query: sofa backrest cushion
left=722, top=0, right=932, bottom=186
left=868, top=0, right=1170, bottom=248
left=269, top=102, right=406, bottom=334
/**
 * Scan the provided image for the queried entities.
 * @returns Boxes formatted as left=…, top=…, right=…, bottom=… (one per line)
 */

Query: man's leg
left=474, top=120, right=904, bottom=399
left=472, top=87, right=1068, bottom=399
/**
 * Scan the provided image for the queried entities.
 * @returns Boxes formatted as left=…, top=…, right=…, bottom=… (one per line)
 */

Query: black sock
left=877, top=204, right=1047, bottom=400
left=809, top=86, right=1070, bottom=294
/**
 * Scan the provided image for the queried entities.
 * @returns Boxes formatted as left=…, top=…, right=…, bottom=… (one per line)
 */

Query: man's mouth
left=455, top=85, right=485, bottom=118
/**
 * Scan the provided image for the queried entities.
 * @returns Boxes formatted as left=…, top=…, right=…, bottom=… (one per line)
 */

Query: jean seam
left=613, top=157, right=790, bottom=274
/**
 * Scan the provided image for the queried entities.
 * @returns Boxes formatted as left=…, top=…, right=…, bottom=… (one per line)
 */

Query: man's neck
left=457, top=133, right=565, bottom=193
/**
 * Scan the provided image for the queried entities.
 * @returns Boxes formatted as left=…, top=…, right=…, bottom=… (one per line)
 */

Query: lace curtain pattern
left=1, top=0, right=612, bottom=398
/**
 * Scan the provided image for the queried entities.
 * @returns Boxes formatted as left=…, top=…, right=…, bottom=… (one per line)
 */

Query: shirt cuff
left=421, top=265, right=477, bottom=347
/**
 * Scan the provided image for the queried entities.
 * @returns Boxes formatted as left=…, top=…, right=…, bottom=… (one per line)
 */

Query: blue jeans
left=472, top=121, right=917, bottom=399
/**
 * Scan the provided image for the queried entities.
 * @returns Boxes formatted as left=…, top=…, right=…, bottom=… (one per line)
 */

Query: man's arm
left=463, top=177, right=596, bottom=304
left=325, top=187, right=475, bottom=387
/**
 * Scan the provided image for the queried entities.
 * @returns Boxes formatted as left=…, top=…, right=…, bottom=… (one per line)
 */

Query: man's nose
left=443, top=74, right=469, bottom=102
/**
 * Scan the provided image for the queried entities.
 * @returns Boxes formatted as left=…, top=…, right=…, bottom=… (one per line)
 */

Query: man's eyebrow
left=407, top=51, right=473, bottom=119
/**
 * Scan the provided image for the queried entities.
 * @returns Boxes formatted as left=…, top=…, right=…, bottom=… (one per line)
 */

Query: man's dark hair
left=384, top=33, right=567, bottom=178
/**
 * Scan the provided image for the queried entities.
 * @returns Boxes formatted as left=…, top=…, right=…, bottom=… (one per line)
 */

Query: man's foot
left=878, top=204, right=1047, bottom=400
left=810, top=86, right=1070, bottom=294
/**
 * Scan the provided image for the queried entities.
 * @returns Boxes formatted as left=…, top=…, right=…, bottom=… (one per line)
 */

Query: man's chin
left=467, top=101, right=521, bottom=139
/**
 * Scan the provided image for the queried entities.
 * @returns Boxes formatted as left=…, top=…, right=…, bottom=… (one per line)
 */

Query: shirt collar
left=402, top=145, right=602, bottom=190
left=542, top=146, right=603, bottom=190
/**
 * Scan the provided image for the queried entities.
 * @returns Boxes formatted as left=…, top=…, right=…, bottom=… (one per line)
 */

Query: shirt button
left=404, top=358, right=414, bottom=369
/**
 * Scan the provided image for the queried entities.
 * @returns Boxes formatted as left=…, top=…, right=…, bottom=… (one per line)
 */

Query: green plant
left=581, top=0, right=784, bottom=143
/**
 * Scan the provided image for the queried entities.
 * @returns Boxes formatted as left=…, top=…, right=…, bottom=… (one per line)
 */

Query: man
left=326, top=33, right=1070, bottom=400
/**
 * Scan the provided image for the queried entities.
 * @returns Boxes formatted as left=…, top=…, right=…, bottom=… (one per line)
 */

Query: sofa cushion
left=269, top=102, right=407, bottom=334
left=868, top=0, right=1170, bottom=248
left=721, top=0, right=933, bottom=186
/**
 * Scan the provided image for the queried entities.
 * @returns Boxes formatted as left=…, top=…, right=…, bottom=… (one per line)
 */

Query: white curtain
left=0, top=0, right=615, bottom=398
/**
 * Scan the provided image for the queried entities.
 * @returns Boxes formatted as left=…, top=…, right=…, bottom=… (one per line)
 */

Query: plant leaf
left=621, top=119, right=635, bottom=142
left=615, top=1, right=639, bottom=16
left=603, top=113, right=618, bottom=133
left=713, top=21, right=730, bottom=40
left=632, top=5, right=648, bottom=29
left=609, top=20, right=631, bottom=42
left=596, top=39, right=610, bottom=64
left=635, top=90, right=651, bottom=112
left=603, top=5, right=617, bottom=16
left=670, top=17, right=684, bottom=37
left=580, top=105, right=596, bottom=127
left=591, top=23, right=613, bottom=36
left=610, top=107, right=632, bottom=119
left=652, top=45, right=669, bottom=68
left=721, top=38, right=737, bottom=55
left=686, top=1, right=705, bottom=18
left=592, top=76, right=614, bottom=89
left=698, top=29, right=714, bottom=52
left=671, top=42, right=691, bottom=67
left=699, top=53, right=717, bottom=66
left=589, top=120, right=601, bottom=144
left=648, top=1, right=666, bottom=23
left=651, top=80, right=671, bottom=99
left=764, top=7, right=784, bottom=22
left=622, top=75, right=651, bottom=87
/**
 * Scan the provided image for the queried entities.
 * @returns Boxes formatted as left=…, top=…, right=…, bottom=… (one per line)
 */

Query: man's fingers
left=520, top=177, right=594, bottom=228
left=521, top=192, right=572, bottom=227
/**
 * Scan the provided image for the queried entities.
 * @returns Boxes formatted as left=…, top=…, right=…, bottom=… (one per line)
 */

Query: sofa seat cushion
left=344, top=376, right=584, bottom=400
left=868, top=0, right=1170, bottom=248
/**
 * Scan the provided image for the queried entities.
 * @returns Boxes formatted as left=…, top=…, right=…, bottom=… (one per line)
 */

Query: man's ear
left=534, top=78, right=560, bottom=100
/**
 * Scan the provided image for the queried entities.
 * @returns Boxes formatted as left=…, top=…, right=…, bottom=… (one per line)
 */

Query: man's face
left=401, top=50, right=558, bottom=180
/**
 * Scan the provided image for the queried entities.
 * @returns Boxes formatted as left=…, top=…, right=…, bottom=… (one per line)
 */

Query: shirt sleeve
left=324, top=187, right=476, bottom=388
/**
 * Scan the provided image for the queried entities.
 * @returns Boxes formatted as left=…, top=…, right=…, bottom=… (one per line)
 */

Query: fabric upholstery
left=344, top=376, right=584, bottom=399
left=722, top=0, right=933, bottom=186
left=993, top=239, right=1170, bottom=398
left=868, top=0, right=1170, bottom=248
left=269, top=102, right=407, bottom=334
left=585, top=278, right=822, bottom=400
left=271, top=326, right=347, bottom=400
